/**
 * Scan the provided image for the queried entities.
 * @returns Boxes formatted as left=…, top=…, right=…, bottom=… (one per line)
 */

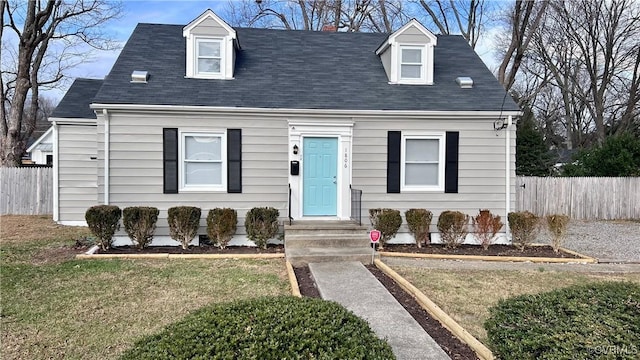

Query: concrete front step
left=284, top=225, right=369, bottom=235
left=285, top=233, right=370, bottom=249
left=286, top=247, right=375, bottom=266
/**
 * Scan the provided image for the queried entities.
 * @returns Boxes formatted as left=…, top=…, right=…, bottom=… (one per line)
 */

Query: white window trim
left=401, top=133, right=445, bottom=192
left=179, top=130, right=227, bottom=192
left=195, top=38, right=223, bottom=77
left=398, top=45, right=427, bottom=84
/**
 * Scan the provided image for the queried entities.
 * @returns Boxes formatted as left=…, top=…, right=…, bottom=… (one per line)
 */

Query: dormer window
left=376, top=19, right=437, bottom=85
left=183, top=9, right=237, bottom=80
left=399, top=45, right=426, bottom=82
left=196, top=38, right=223, bottom=75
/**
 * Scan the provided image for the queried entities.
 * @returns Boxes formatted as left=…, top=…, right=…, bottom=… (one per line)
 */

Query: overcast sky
left=44, top=0, right=500, bottom=102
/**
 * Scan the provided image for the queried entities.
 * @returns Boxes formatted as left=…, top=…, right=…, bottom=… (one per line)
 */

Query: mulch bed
left=95, top=244, right=284, bottom=254
left=294, top=264, right=479, bottom=360
left=382, top=243, right=581, bottom=258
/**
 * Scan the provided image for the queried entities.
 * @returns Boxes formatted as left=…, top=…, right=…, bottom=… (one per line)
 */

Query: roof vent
left=456, top=77, right=473, bottom=89
left=131, top=70, right=149, bottom=83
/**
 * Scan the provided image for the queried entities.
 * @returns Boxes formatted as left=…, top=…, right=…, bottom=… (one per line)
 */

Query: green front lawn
left=0, top=216, right=290, bottom=360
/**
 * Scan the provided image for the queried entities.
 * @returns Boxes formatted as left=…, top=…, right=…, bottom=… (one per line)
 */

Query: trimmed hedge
left=120, top=296, right=395, bottom=359
left=85, top=205, right=121, bottom=251
left=245, top=207, right=279, bottom=249
left=168, top=206, right=201, bottom=250
left=123, top=206, right=159, bottom=249
left=405, top=209, right=432, bottom=248
left=206, top=208, right=238, bottom=249
left=369, top=208, right=402, bottom=249
left=472, top=209, right=503, bottom=250
left=437, top=210, right=469, bottom=249
left=508, top=211, right=540, bottom=250
left=485, top=282, right=640, bottom=360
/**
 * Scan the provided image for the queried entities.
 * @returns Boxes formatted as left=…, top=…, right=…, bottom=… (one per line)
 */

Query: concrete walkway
left=309, top=261, right=450, bottom=360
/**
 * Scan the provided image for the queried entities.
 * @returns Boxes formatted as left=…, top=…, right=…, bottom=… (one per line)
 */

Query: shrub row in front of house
left=85, top=205, right=279, bottom=250
left=370, top=208, right=570, bottom=251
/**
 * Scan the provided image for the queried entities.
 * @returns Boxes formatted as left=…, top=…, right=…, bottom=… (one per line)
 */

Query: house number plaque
left=344, top=148, right=348, bottom=168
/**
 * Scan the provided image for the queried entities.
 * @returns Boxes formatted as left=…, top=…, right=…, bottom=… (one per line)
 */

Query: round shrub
left=85, top=205, right=121, bottom=250
left=472, top=209, right=503, bottom=250
left=405, top=209, right=432, bottom=248
left=120, top=296, right=395, bottom=360
left=123, top=206, right=159, bottom=249
left=245, top=207, right=279, bottom=249
left=437, top=210, right=469, bottom=249
left=168, top=206, right=201, bottom=250
left=485, top=282, right=640, bottom=360
left=369, top=208, right=402, bottom=249
left=508, top=211, right=540, bottom=250
left=206, top=208, right=237, bottom=249
left=546, top=214, right=570, bottom=252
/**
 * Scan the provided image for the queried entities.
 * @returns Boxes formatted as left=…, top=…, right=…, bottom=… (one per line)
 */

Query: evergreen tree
left=561, top=133, right=640, bottom=176
left=516, top=109, right=553, bottom=176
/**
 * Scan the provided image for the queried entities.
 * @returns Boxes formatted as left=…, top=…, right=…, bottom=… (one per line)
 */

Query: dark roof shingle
left=52, top=78, right=103, bottom=118
left=92, top=24, right=519, bottom=112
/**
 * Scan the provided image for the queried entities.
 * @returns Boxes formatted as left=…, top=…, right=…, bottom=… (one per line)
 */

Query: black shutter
left=445, top=131, right=459, bottom=193
left=227, top=129, right=242, bottom=193
left=163, top=128, right=178, bottom=194
left=387, top=131, right=401, bottom=193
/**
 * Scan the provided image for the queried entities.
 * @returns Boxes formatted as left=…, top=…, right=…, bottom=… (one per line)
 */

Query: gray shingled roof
left=52, top=78, right=103, bottom=118
left=93, top=24, right=519, bottom=112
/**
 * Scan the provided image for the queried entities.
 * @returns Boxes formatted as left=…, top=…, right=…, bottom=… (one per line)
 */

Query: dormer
left=183, top=9, right=237, bottom=80
left=376, top=19, right=437, bottom=85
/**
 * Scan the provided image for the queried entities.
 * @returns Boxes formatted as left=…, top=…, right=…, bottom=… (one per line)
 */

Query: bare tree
left=1, top=0, right=121, bottom=167
left=222, top=0, right=407, bottom=32
left=414, top=0, right=492, bottom=48
left=496, top=0, right=548, bottom=91
left=513, top=0, right=640, bottom=148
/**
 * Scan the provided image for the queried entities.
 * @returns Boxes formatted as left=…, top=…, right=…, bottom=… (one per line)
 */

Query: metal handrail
left=288, top=184, right=293, bottom=225
left=350, top=185, right=363, bottom=226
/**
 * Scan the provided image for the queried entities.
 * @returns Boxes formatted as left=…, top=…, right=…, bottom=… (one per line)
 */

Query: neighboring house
left=26, top=126, right=54, bottom=165
left=53, top=9, right=521, bottom=245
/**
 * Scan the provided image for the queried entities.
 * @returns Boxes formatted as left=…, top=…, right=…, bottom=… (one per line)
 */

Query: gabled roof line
left=375, top=19, right=437, bottom=55
left=26, top=126, right=53, bottom=153
left=182, top=8, right=236, bottom=39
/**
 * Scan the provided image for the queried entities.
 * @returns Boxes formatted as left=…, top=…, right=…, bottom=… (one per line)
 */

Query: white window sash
left=398, top=45, right=427, bottom=83
left=180, top=131, right=227, bottom=192
left=401, top=134, right=445, bottom=192
left=195, top=38, right=223, bottom=76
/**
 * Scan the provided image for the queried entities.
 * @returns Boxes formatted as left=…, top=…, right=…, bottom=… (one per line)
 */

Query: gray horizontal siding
left=351, top=116, right=516, bottom=232
left=190, top=17, right=229, bottom=36
left=89, top=110, right=516, bottom=238
left=58, top=124, right=98, bottom=222
left=97, top=111, right=288, bottom=236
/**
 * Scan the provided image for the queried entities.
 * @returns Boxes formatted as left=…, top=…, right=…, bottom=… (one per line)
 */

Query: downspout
left=103, top=109, right=110, bottom=205
left=505, top=115, right=513, bottom=238
left=52, top=121, right=59, bottom=221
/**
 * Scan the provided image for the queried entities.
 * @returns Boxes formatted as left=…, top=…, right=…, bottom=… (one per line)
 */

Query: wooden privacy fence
left=0, top=167, right=53, bottom=215
left=516, top=176, right=640, bottom=220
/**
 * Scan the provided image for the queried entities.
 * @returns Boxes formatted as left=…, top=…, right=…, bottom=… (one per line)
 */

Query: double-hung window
left=399, top=45, right=426, bottom=83
left=196, top=38, right=223, bottom=76
left=401, top=134, right=445, bottom=191
left=181, top=132, right=226, bottom=191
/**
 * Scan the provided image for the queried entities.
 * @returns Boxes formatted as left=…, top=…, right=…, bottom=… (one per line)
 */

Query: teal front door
left=303, top=137, right=338, bottom=216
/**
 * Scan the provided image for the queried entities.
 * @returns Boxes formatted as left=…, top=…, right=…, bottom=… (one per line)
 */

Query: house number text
left=344, top=148, right=348, bottom=168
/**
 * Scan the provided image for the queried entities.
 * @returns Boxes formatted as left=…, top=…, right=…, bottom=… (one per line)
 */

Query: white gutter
left=505, top=115, right=513, bottom=237
left=90, top=103, right=522, bottom=118
left=52, top=121, right=59, bottom=222
left=103, top=109, right=110, bottom=205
